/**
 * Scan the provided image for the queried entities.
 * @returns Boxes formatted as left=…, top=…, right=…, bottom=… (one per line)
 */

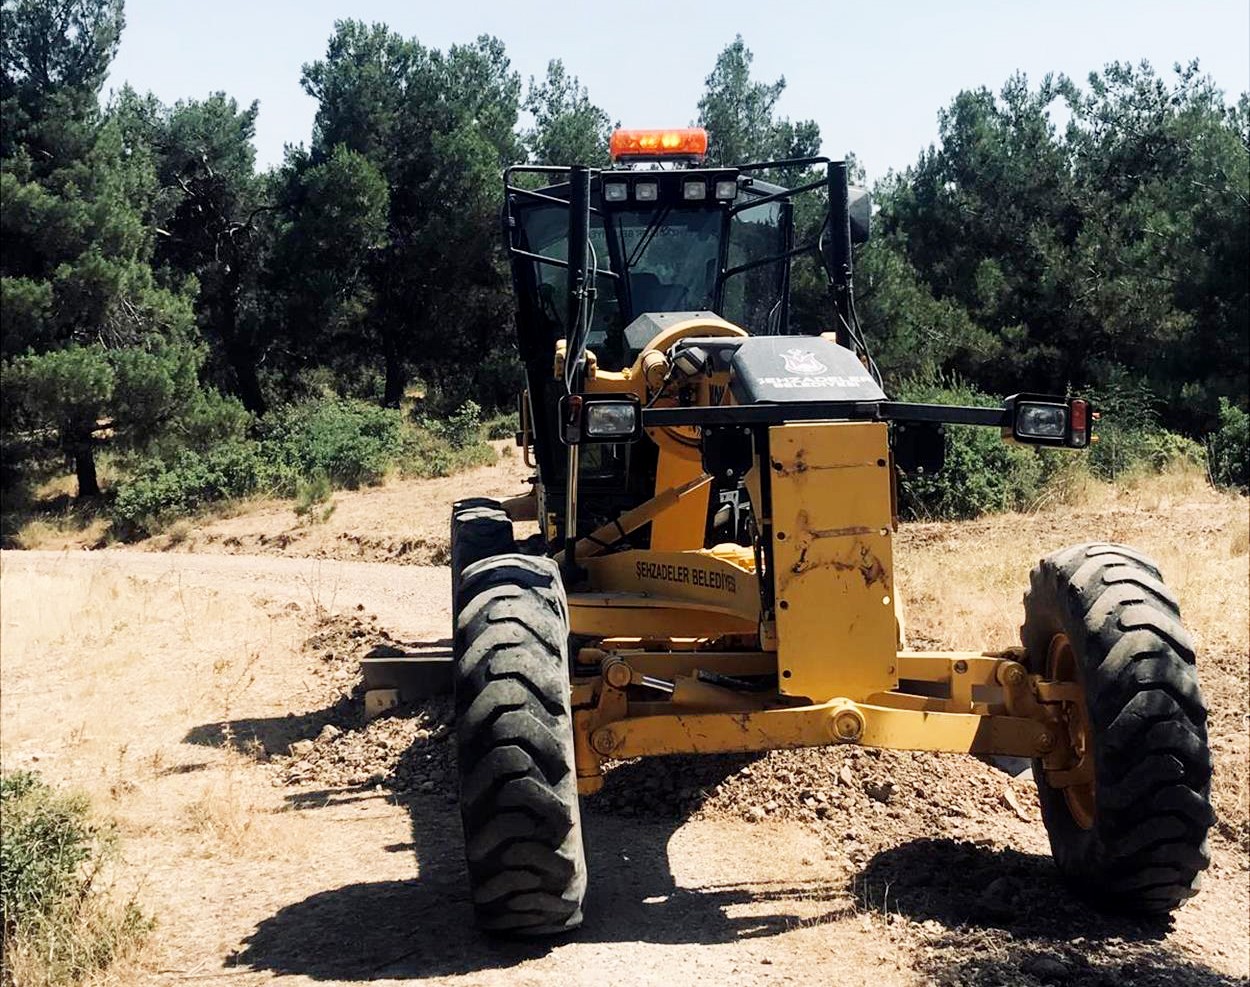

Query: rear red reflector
left=1070, top=399, right=1088, bottom=445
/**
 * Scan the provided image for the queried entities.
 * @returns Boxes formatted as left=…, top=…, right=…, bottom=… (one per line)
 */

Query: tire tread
left=454, top=555, right=585, bottom=935
left=1021, top=542, right=1213, bottom=914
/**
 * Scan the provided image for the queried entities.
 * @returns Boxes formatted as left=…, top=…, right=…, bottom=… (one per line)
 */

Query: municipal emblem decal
left=781, top=349, right=828, bottom=376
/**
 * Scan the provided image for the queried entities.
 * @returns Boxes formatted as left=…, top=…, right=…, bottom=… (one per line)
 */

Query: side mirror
left=1003, top=394, right=1093, bottom=448
left=559, top=393, right=644, bottom=445
left=848, top=186, right=872, bottom=244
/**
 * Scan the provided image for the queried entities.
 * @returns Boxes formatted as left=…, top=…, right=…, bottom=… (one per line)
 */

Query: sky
left=105, top=0, right=1250, bottom=181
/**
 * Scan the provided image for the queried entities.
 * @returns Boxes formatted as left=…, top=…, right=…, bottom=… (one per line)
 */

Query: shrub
left=1208, top=397, right=1249, bottom=492
left=483, top=410, right=520, bottom=441
left=1, top=772, right=149, bottom=986
left=108, top=396, right=500, bottom=534
left=1139, top=429, right=1206, bottom=472
left=165, top=388, right=252, bottom=453
left=1080, top=375, right=1205, bottom=480
left=893, top=377, right=1045, bottom=520
left=421, top=400, right=483, bottom=450
left=112, top=441, right=269, bottom=533
left=402, top=425, right=496, bottom=479
left=293, top=474, right=333, bottom=518
left=260, top=398, right=406, bottom=488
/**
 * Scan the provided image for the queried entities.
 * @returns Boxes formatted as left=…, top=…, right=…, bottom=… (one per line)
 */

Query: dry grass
left=180, top=760, right=259, bottom=851
left=9, top=513, right=112, bottom=551
left=4, top=457, right=123, bottom=551
left=175, top=742, right=318, bottom=863
left=31, top=456, right=123, bottom=501
left=897, top=470, right=1249, bottom=653
left=3, top=905, right=150, bottom=987
left=0, top=553, right=332, bottom=982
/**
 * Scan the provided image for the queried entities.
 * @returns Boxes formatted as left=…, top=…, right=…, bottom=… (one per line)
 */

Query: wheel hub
left=1045, top=632, right=1096, bottom=830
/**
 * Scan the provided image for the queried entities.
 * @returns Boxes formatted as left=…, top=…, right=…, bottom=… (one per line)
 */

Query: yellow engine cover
left=768, top=422, right=897, bottom=702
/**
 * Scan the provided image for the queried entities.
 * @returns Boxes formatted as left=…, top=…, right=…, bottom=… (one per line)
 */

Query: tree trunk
left=74, top=442, right=100, bottom=498
left=226, top=339, right=266, bottom=415
left=382, top=331, right=406, bottom=408
left=220, top=270, right=267, bottom=415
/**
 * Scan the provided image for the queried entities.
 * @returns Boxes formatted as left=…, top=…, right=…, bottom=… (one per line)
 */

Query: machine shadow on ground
left=854, top=838, right=1239, bottom=987
left=184, top=693, right=359, bottom=757
left=189, top=700, right=847, bottom=980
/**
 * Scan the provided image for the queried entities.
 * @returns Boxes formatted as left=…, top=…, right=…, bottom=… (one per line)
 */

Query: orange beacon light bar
left=610, top=127, right=709, bottom=161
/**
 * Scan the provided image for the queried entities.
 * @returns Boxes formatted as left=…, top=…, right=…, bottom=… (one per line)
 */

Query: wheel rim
left=1047, top=632, right=1096, bottom=830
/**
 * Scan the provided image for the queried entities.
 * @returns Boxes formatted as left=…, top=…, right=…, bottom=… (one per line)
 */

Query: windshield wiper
left=623, top=206, right=673, bottom=269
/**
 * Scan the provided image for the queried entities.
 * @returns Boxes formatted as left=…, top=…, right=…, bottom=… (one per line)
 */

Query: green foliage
left=1, top=772, right=94, bottom=933
left=3, top=7, right=1244, bottom=516
left=696, top=35, right=820, bottom=171
left=1081, top=374, right=1206, bottom=480
left=483, top=410, right=519, bottom=440
left=0, top=1, right=227, bottom=496
left=293, top=473, right=333, bottom=519
left=1, top=770, right=148, bottom=986
left=524, top=60, right=611, bottom=166
left=260, top=398, right=406, bottom=488
left=294, top=22, right=523, bottom=405
left=106, top=396, right=497, bottom=535
left=854, top=234, right=999, bottom=389
left=873, top=64, right=1248, bottom=436
left=421, top=400, right=482, bottom=450
left=893, top=378, right=1046, bottom=520
left=147, top=91, right=272, bottom=413
left=402, top=425, right=496, bottom=480
left=111, top=440, right=269, bottom=531
left=1208, top=398, right=1248, bottom=492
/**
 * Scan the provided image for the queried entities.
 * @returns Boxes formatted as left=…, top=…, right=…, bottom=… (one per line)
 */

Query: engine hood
left=728, top=336, right=886, bottom=405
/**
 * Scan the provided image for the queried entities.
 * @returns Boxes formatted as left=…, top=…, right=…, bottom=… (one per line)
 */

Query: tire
left=453, top=554, right=586, bottom=935
left=450, top=499, right=514, bottom=629
left=1021, top=542, right=1214, bottom=915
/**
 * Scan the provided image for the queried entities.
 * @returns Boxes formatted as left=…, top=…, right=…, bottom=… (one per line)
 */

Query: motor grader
left=442, top=128, right=1212, bottom=935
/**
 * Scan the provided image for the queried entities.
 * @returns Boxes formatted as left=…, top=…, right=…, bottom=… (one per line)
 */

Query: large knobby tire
left=450, top=499, right=514, bottom=629
left=1021, top=542, right=1214, bottom=914
left=453, top=554, right=586, bottom=935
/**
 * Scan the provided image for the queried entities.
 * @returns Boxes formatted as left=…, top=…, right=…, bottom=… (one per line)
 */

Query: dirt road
left=2, top=477, right=1247, bottom=986
left=1, top=549, right=906, bottom=987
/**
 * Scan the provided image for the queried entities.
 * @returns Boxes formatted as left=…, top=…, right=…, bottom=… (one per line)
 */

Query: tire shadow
left=853, top=838, right=1241, bottom=987
left=228, top=749, right=848, bottom=980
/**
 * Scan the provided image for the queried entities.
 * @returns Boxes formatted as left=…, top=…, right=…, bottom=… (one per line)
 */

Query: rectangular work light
left=559, top=393, right=643, bottom=445
left=1005, top=394, right=1093, bottom=448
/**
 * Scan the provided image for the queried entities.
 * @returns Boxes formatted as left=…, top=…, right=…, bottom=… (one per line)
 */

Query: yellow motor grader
left=444, top=127, right=1212, bottom=934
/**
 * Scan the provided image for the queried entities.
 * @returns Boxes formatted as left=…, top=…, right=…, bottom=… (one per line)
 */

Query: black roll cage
left=501, top=156, right=854, bottom=372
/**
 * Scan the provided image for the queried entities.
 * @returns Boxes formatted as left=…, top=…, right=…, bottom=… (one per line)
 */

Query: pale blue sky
left=106, top=0, right=1249, bottom=180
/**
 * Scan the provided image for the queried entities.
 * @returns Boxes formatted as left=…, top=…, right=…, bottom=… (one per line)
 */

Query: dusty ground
left=138, top=444, right=536, bottom=565
left=1, top=466, right=1247, bottom=986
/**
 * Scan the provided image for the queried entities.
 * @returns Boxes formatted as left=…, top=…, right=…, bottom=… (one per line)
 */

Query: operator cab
left=507, top=147, right=794, bottom=372
left=503, top=128, right=871, bottom=547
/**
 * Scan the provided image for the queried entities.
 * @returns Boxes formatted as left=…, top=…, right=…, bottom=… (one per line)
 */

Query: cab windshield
left=514, top=187, right=787, bottom=370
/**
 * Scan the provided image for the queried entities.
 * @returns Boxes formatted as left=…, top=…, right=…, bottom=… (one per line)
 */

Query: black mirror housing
left=849, top=186, right=872, bottom=244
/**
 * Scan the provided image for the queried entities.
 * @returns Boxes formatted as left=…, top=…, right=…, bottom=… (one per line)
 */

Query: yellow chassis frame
left=569, top=644, right=1089, bottom=796
left=533, top=323, right=1091, bottom=798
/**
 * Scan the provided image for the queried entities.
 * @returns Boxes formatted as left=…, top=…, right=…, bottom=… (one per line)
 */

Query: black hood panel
left=729, top=336, right=886, bottom=405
